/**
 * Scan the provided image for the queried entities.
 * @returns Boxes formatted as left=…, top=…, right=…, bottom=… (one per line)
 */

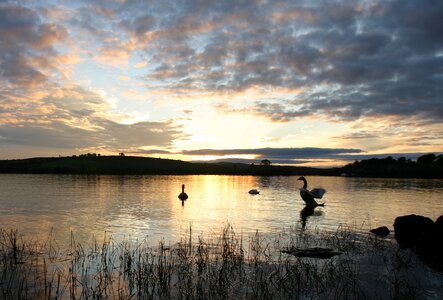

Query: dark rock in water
left=435, top=215, right=443, bottom=231
left=415, top=215, right=443, bottom=272
left=393, top=214, right=434, bottom=249
left=394, top=214, right=443, bottom=272
left=370, top=226, right=390, bottom=237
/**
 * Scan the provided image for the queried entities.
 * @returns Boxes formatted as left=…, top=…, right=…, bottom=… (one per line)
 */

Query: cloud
left=0, top=84, right=184, bottom=149
left=0, top=3, right=75, bottom=101
left=0, top=3, right=187, bottom=156
left=129, top=146, right=367, bottom=165
left=138, top=147, right=441, bottom=166
left=18, top=0, right=439, bottom=124
left=181, top=147, right=363, bottom=159
left=0, top=118, right=181, bottom=150
left=193, top=158, right=312, bottom=165
left=1, top=0, right=442, bottom=159
left=105, top=0, right=443, bottom=124
left=118, top=75, right=131, bottom=81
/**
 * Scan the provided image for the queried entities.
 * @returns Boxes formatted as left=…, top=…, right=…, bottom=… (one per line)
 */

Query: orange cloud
left=118, top=75, right=131, bottom=81
left=95, top=47, right=130, bottom=66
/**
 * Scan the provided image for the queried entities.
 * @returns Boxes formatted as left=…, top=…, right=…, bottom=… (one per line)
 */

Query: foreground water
left=0, top=174, right=442, bottom=246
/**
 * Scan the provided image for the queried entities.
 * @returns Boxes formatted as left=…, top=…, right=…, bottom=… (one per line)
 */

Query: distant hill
left=0, top=155, right=336, bottom=176
left=0, top=154, right=442, bottom=178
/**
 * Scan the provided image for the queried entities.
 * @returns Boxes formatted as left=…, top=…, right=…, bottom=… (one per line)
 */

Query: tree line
left=0, top=154, right=441, bottom=178
left=340, top=153, right=443, bottom=178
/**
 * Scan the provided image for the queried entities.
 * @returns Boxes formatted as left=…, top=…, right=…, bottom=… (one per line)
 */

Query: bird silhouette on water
left=248, top=189, right=259, bottom=195
left=297, top=176, right=326, bottom=207
left=178, top=184, right=188, bottom=205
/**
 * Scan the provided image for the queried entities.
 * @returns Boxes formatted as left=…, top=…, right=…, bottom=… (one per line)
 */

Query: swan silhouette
left=178, top=184, right=188, bottom=201
left=297, top=176, right=325, bottom=207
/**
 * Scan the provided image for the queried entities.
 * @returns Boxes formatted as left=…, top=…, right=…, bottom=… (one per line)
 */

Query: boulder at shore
left=370, top=226, right=390, bottom=237
left=394, top=214, right=443, bottom=271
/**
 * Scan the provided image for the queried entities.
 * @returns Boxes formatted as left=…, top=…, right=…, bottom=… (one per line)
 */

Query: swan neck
left=301, top=179, right=307, bottom=189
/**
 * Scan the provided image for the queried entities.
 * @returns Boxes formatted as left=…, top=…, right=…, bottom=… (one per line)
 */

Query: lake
left=1, top=174, right=442, bottom=246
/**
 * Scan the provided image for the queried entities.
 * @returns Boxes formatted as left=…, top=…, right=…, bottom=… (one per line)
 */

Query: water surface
left=1, top=174, right=442, bottom=246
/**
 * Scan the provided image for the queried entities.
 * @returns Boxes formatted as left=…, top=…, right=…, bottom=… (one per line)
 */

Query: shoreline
left=1, top=225, right=441, bottom=299
left=1, top=155, right=442, bottom=178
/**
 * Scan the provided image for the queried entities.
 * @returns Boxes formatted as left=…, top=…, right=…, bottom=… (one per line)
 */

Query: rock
left=415, top=215, right=443, bottom=271
left=281, top=247, right=342, bottom=259
left=370, top=226, right=390, bottom=237
left=435, top=215, right=443, bottom=231
left=394, top=214, right=443, bottom=272
left=393, top=214, right=434, bottom=249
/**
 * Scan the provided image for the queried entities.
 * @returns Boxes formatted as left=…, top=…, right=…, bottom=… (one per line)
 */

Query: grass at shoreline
left=1, top=226, right=442, bottom=299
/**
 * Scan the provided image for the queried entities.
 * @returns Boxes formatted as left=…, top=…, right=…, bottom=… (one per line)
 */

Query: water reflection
left=257, top=176, right=272, bottom=188
left=0, top=174, right=442, bottom=247
left=300, top=206, right=324, bottom=229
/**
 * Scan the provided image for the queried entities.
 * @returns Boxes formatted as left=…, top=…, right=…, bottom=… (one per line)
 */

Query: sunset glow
left=0, top=0, right=442, bottom=166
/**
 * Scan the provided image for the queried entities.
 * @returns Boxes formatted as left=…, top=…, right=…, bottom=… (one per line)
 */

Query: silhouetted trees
left=341, top=153, right=443, bottom=178
left=0, top=154, right=441, bottom=178
left=417, top=153, right=436, bottom=164
left=260, top=159, right=271, bottom=166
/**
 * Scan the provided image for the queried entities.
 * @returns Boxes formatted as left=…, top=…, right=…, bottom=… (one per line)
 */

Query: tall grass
left=0, top=225, right=442, bottom=299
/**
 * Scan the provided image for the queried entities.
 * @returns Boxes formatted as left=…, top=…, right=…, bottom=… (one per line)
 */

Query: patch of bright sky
left=173, top=102, right=347, bottom=152
left=67, top=48, right=156, bottom=119
left=268, top=120, right=346, bottom=148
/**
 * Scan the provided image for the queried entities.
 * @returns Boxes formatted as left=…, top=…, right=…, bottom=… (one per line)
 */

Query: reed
left=0, top=226, right=441, bottom=299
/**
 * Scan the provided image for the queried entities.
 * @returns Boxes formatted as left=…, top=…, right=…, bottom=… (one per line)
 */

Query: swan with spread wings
left=297, top=176, right=326, bottom=207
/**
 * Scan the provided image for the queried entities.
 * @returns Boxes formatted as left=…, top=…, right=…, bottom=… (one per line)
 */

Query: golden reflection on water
left=0, top=174, right=442, bottom=247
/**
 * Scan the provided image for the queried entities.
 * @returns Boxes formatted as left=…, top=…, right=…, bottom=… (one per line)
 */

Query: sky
left=0, top=0, right=442, bottom=167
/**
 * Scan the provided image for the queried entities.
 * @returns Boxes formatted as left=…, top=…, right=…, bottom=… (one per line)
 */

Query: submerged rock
left=282, top=247, right=342, bottom=259
left=370, top=226, right=390, bottom=237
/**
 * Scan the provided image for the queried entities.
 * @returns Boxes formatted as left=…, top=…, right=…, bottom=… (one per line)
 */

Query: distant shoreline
left=0, top=154, right=442, bottom=178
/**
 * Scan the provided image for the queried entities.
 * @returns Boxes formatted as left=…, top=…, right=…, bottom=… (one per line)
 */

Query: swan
left=297, top=176, right=325, bottom=207
left=178, top=184, right=188, bottom=201
left=248, top=189, right=260, bottom=195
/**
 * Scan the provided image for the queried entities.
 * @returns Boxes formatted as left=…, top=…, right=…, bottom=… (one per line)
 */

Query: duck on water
left=297, top=176, right=326, bottom=207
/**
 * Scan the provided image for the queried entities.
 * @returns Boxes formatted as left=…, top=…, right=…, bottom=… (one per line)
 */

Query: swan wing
left=310, top=188, right=326, bottom=199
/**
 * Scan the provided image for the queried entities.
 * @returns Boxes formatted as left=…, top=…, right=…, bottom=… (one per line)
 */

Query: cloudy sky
left=0, top=0, right=442, bottom=166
